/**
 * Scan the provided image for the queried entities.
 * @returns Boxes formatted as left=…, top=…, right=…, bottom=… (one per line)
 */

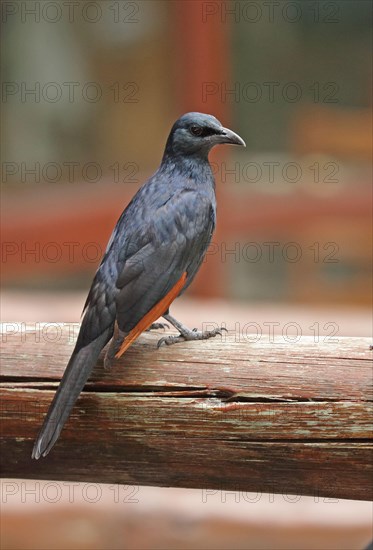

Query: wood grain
left=1, top=323, right=372, bottom=500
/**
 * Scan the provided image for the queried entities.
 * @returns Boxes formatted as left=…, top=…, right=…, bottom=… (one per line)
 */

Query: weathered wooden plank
left=1, top=323, right=372, bottom=500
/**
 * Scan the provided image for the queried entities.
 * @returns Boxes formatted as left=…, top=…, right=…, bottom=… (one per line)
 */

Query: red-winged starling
left=32, top=112, right=246, bottom=459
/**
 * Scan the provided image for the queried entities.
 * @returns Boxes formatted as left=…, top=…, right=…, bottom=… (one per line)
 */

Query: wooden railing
left=1, top=323, right=372, bottom=501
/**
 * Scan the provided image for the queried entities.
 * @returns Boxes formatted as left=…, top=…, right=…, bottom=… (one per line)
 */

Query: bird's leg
left=146, top=322, right=169, bottom=331
left=104, top=323, right=125, bottom=370
left=157, top=312, right=227, bottom=348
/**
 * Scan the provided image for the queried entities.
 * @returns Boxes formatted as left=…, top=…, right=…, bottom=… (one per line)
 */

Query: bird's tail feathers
left=32, top=328, right=112, bottom=459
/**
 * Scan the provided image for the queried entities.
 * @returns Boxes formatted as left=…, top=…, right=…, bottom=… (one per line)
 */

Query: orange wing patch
left=115, top=271, right=187, bottom=358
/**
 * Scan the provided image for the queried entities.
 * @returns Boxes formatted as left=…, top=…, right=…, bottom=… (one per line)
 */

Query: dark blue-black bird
left=32, top=112, right=246, bottom=459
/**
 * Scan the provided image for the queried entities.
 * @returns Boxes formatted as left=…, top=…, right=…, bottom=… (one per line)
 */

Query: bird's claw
left=157, top=326, right=227, bottom=348
left=157, top=335, right=185, bottom=348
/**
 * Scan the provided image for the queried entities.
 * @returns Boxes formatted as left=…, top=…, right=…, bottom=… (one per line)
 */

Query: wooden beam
left=1, top=323, right=372, bottom=501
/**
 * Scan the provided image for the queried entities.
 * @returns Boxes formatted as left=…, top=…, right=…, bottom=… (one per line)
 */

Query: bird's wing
left=114, top=190, right=214, bottom=345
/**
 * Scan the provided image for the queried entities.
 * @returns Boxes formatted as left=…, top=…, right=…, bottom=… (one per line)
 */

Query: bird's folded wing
left=115, top=190, right=213, bottom=334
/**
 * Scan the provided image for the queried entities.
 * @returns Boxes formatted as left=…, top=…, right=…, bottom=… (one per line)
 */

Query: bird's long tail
left=32, top=328, right=112, bottom=459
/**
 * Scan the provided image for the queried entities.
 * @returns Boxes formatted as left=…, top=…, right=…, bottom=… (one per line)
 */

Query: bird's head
left=164, top=112, right=246, bottom=159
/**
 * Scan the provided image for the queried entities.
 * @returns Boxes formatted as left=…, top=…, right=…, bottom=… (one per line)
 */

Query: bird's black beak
left=219, top=127, right=246, bottom=147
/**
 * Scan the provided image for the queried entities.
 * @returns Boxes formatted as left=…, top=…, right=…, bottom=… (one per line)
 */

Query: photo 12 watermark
left=1, top=81, right=140, bottom=104
left=1, top=2, right=141, bottom=24
left=201, top=1, right=341, bottom=24
left=200, top=321, right=340, bottom=344
left=201, top=487, right=339, bottom=504
left=2, top=161, right=140, bottom=184
left=1, top=480, right=140, bottom=504
left=203, top=241, right=340, bottom=264
left=210, top=160, right=340, bottom=184
left=202, top=81, right=339, bottom=104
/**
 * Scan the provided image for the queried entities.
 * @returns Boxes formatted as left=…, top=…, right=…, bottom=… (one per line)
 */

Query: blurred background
left=1, top=0, right=372, bottom=549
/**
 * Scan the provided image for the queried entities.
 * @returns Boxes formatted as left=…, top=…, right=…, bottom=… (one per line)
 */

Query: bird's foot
left=146, top=322, right=169, bottom=331
left=157, top=326, right=227, bottom=348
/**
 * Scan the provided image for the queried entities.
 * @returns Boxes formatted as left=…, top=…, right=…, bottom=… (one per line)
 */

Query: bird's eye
left=190, top=124, right=203, bottom=137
